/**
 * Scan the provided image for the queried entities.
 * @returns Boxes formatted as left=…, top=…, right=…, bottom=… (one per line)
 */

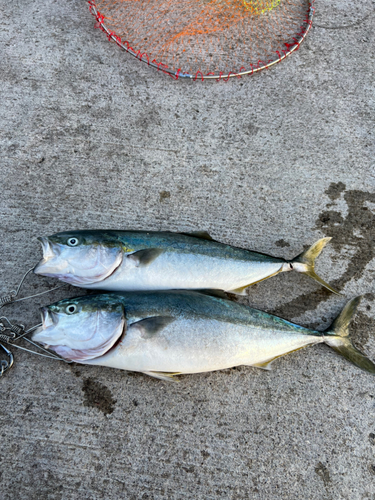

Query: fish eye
left=66, top=304, right=77, bottom=315
left=67, top=237, right=79, bottom=247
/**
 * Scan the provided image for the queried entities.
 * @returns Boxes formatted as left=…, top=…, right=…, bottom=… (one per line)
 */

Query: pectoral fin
left=143, top=371, right=181, bottom=382
left=132, top=316, right=175, bottom=339
left=127, top=248, right=163, bottom=266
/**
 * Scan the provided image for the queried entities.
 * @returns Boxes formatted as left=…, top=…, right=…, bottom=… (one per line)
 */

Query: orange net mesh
left=89, top=0, right=313, bottom=79
left=243, top=0, right=281, bottom=15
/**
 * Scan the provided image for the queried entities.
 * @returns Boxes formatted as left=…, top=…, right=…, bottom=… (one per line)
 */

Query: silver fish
left=32, top=291, right=374, bottom=381
left=34, top=230, right=338, bottom=294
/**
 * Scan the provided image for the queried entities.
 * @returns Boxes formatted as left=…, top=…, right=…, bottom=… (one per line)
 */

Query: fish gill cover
left=88, top=0, right=314, bottom=80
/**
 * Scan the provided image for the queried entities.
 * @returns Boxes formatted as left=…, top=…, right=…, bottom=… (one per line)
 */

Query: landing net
left=88, top=0, right=314, bottom=80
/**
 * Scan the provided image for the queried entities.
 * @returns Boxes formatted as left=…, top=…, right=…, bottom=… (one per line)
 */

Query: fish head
left=32, top=295, right=125, bottom=362
left=34, top=231, right=123, bottom=286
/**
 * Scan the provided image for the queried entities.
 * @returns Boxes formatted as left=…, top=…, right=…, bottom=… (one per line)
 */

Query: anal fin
left=229, top=285, right=249, bottom=296
left=143, top=371, right=181, bottom=382
left=252, top=358, right=278, bottom=371
left=229, top=267, right=284, bottom=295
left=252, top=346, right=308, bottom=371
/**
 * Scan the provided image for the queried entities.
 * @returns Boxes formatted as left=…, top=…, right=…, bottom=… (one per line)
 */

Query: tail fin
left=324, top=297, right=375, bottom=374
left=291, top=237, right=339, bottom=294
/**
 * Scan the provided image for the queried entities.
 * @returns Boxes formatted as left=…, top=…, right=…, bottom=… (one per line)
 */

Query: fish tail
left=324, top=296, right=375, bottom=374
left=291, top=237, right=339, bottom=294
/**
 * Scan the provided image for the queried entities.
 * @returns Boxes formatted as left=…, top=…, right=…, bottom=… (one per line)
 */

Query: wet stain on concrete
left=315, top=462, right=331, bottom=486
left=182, top=465, right=195, bottom=474
left=271, top=185, right=375, bottom=318
left=82, top=378, right=117, bottom=415
left=325, top=181, right=346, bottom=201
left=275, top=239, right=290, bottom=248
left=70, top=366, right=82, bottom=377
left=317, top=210, right=344, bottom=226
left=350, top=303, right=375, bottom=353
left=159, top=190, right=171, bottom=202
left=368, top=433, right=375, bottom=446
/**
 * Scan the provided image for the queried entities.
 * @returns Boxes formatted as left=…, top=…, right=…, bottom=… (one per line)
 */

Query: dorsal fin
left=193, top=289, right=229, bottom=300
left=181, top=231, right=214, bottom=241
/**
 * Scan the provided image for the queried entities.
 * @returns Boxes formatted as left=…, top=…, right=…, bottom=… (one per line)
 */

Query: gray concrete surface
left=1, top=0, right=375, bottom=498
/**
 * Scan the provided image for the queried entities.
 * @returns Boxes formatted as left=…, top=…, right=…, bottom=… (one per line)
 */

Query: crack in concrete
left=314, top=10, right=374, bottom=30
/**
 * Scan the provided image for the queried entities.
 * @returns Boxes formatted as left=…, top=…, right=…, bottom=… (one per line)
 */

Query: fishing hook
left=0, top=267, right=71, bottom=377
left=0, top=343, right=14, bottom=378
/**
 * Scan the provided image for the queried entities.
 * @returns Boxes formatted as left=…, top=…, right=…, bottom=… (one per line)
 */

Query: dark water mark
left=275, top=239, right=290, bottom=248
left=350, top=301, right=375, bottom=353
left=159, top=190, right=171, bottom=202
left=82, top=377, right=117, bottom=415
left=315, top=462, right=331, bottom=486
left=325, top=182, right=346, bottom=201
left=271, top=185, right=375, bottom=319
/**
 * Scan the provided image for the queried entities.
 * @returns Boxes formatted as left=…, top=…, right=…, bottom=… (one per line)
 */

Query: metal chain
left=0, top=333, right=16, bottom=343
left=0, top=292, right=16, bottom=308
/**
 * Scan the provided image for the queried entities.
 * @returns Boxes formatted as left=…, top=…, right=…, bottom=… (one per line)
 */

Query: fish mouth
left=34, top=237, right=60, bottom=276
left=41, top=307, right=59, bottom=328
left=32, top=307, right=59, bottom=344
left=37, top=236, right=57, bottom=257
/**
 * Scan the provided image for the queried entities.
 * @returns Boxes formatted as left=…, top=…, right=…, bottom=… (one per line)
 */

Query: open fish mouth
left=34, top=237, right=62, bottom=276
left=32, top=308, right=59, bottom=341
left=41, top=307, right=57, bottom=328
left=38, top=236, right=61, bottom=258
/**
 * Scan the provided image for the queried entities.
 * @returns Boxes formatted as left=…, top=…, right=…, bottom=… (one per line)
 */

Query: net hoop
left=88, top=0, right=315, bottom=81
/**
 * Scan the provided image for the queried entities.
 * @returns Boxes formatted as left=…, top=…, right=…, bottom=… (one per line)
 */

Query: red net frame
left=88, top=0, right=314, bottom=80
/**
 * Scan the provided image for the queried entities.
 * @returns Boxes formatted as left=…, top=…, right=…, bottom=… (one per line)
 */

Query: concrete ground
left=1, top=0, right=374, bottom=498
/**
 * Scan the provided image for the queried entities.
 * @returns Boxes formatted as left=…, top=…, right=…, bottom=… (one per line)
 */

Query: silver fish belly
left=32, top=292, right=373, bottom=380
left=85, top=252, right=283, bottom=292
left=34, top=230, right=338, bottom=294
left=85, top=312, right=322, bottom=374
